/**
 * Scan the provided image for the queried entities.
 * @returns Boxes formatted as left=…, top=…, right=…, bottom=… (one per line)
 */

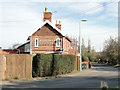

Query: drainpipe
left=30, top=38, right=32, bottom=54
left=62, top=37, right=64, bottom=53
left=17, top=49, right=20, bottom=54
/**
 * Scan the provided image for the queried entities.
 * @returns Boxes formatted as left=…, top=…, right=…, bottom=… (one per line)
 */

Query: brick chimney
left=43, top=7, right=52, bottom=22
left=55, top=20, right=61, bottom=30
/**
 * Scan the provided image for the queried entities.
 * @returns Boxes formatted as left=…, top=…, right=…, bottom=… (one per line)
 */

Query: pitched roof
left=32, top=20, right=65, bottom=36
left=17, top=40, right=30, bottom=49
left=17, top=20, right=71, bottom=48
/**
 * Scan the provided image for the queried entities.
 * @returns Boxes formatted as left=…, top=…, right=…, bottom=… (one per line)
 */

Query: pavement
left=1, top=63, right=119, bottom=88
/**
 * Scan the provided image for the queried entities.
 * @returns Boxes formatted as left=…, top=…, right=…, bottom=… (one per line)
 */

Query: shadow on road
left=91, top=63, right=118, bottom=72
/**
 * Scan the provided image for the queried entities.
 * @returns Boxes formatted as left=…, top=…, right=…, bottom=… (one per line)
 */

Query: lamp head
left=81, top=19, right=87, bottom=22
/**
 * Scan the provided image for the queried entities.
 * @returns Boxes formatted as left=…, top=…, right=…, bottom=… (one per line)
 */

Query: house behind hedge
left=17, top=8, right=72, bottom=54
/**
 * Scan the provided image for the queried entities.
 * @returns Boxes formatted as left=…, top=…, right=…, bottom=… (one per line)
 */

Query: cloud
left=60, top=18, right=117, bottom=51
left=0, top=1, right=118, bottom=51
left=67, top=2, right=104, bottom=15
left=106, top=2, right=118, bottom=17
left=0, top=2, right=43, bottom=48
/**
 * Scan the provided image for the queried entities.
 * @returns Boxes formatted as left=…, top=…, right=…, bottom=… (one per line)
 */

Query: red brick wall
left=0, top=49, right=18, bottom=54
left=64, top=37, right=71, bottom=54
left=17, top=45, right=25, bottom=53
left=68, top=48, right=75, bottom=55
left=75, top=56, right=89, bottom=71
left=81, top=62, right=89, bottom=69
left=31, top=24, right=64, bottom=54
left=75, top=56, right=80, bottom=71
left=43, top=12, right=52, bottom=22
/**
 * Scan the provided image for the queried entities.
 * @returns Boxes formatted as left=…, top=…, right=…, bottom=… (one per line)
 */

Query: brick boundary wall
left=81, top=62, right=89, bottom=69
left=1, top=54, right=32, bottom=80
left=75, top=56, right=89, bottom=71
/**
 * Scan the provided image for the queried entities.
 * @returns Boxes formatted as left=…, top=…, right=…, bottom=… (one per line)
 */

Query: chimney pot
left=55, top=20, right=61, bottom=30
left=59, top=20, right=61, bottom=24
left=56, top=20, right=58, bottom=24
left=45, top=7, right=48, bottom=12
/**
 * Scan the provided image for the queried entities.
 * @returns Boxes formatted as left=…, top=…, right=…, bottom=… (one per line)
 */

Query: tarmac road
left=2, top=63, right=119, bottom=88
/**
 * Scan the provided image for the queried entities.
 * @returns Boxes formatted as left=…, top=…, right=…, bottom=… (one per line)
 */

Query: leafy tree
left=101, top=37, right=118, bottom=65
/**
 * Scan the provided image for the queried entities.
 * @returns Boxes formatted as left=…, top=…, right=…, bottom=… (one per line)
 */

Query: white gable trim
left=40, top=20, right=65, bottom=36
left=17, top=40, right=30, bottom=49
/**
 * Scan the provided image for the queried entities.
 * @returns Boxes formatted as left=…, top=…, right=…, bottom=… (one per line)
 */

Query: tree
left=68, top=36, right=78, bottom=52
left=102, top=37, right=118, bottom=65
left=88, top=39, right=91, bottom=53
left=81, top=38, right=87, bottom=56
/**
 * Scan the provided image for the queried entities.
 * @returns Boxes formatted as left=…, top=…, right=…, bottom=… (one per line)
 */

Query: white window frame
left=34, top=38, right=38, bottom=47
left=56, top=38, right=60, bottom=47
left=25, top=43, right=30, bottom=52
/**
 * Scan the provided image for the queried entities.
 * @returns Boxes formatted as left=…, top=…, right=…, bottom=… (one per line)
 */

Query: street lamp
left=79, top=19, right=87, bottom=71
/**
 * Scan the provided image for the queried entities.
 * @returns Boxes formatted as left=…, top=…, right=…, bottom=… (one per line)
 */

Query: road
left=2, top=63, right=119, bottom=88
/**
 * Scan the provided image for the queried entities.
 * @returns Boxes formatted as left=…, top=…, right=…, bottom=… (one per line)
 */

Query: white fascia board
left=41, top=20, right=65, bottom=36
left=17, top=40, right=30, bottom=49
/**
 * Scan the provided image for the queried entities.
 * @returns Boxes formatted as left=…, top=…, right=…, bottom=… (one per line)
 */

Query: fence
left=1, top=54, right=32, bottom=80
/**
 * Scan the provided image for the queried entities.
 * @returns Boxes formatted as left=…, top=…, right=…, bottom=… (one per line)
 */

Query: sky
left=0, top=0, right=118, bottom=51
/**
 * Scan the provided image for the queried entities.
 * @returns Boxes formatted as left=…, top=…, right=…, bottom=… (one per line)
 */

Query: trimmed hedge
left=52, top=54, right=76, bottom=76
left=32, top=54, right=53, bottom=77
left=32, top=54, right=76, bottom=77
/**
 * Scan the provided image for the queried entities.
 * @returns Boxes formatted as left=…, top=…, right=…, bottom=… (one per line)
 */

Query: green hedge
left=32, top=54, right=76, bottom=77
left=52, top=54, right=76, bottom=76
left=83, top=57, right=89, bottom=62
left=32, top=54, right=53, bottom=77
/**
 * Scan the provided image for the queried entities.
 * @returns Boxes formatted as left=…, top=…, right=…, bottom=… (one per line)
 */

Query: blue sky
left=0, top=0, right=118, bottom=51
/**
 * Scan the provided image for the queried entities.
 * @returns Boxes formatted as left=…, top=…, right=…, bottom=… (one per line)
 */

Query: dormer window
left=56, top=38, right=60, bottom=47
left=34, top=38, right=38, bottom=47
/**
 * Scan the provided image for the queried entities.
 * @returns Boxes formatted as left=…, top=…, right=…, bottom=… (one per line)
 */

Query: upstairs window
left=56, top=38, right=60, bottom=47
left=34, top=38, right=38, bottom=47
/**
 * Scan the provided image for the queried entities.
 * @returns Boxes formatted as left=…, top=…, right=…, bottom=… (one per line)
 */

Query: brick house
left=17, top=8, right=71, bottom=54
left=0, top=49, right=19, bottom=54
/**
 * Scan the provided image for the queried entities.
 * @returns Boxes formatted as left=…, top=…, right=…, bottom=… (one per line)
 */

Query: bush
left=102, top=86, right=108, bottom=90
left=5, top=78, right=10, bottom=81
left=32, top=54, right=53, bottom=77
left=14, top=76, right=19, bottom=80
left=52, top=54, right=76, bottom=76
left=32, top=54, right=76, bottom=77
left=83, top=57, right=89, bottom=62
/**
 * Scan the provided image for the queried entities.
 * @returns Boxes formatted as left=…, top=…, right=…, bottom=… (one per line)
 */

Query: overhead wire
left=0, top=2, right=114, bottom=23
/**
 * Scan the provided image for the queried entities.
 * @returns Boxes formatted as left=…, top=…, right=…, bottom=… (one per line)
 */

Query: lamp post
left=79, top=19, right=87, bottom=71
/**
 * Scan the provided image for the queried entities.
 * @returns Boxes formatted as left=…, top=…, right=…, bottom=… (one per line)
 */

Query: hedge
left=52, top=54, right=76, bottom=76
left=83, top=57, right=89, bottom=62
left=32, top=54, right=76, bottom=77
left=32, top=54, right=53, bottom=77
